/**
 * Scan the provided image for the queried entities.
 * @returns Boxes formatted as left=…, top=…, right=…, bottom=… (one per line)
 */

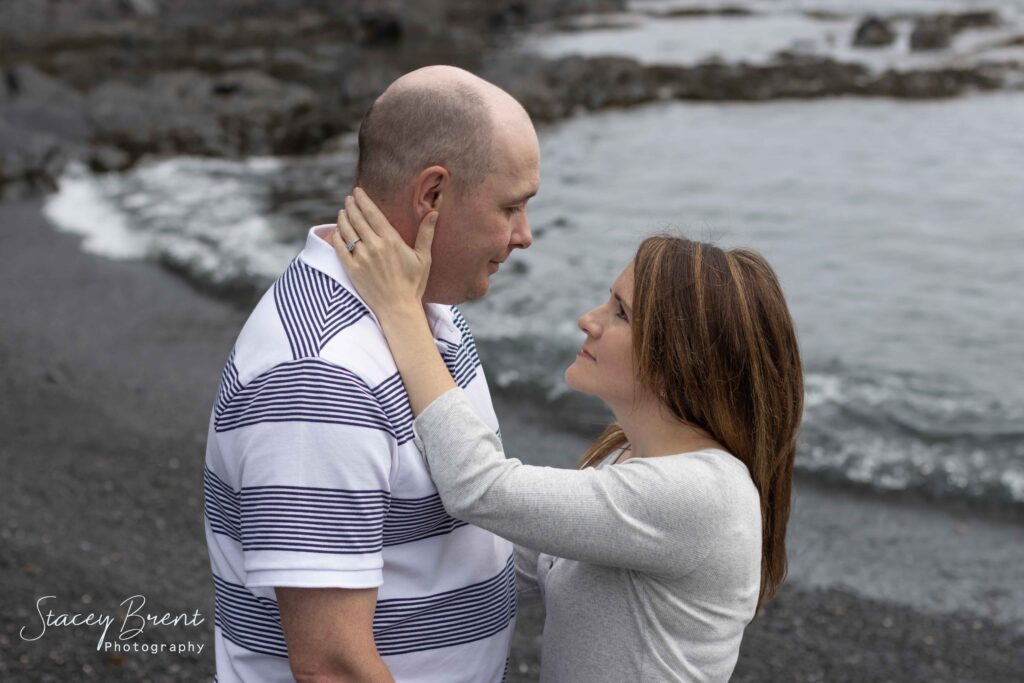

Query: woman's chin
left=563, top=364, right=577, bottom=390
left=563, top=363, right=586, bottom=394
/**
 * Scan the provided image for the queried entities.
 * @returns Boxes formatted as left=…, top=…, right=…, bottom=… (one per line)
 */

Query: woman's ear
left=413, top=165, right=448, bottom=218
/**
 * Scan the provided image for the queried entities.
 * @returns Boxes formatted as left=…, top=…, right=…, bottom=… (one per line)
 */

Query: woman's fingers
left=333, top=210, right=360, bottom=264
left=344, top=194, right=381, bottom=245
left=416, top=211, right=438, bottom=261
left=353, top=187, right=398, bottom=240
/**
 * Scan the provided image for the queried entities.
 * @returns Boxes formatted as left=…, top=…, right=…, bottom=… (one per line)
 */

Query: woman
left=332, top=189, right=803, bottom=682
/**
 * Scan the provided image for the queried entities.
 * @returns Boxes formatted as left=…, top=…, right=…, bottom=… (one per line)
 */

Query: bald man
left=203, top=66, right=540, bottom=682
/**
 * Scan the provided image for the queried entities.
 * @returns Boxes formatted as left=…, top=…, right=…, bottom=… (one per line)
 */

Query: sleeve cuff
left=246, top=567, right=383, bottom=590
left=412, top=387, right=467, bottom=455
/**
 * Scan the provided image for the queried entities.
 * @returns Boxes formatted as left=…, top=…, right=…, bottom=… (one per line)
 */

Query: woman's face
left=564, top=261, right=640, bottom=409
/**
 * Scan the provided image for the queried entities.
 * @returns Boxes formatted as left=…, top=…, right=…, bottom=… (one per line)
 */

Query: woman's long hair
left=577, top=235, right=804, bottom=613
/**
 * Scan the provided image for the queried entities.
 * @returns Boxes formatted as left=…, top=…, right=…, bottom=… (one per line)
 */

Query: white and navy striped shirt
left=204, top=225, right=515, bottom=683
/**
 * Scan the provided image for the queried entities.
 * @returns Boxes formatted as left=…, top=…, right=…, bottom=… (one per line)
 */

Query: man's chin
left=424, top=276, right=490, bottom=305
left=464, top=277, right=490, bottom=302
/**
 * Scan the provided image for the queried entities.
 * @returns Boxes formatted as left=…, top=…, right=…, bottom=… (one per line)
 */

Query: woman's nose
left=578, top=309, right=601, bottom=337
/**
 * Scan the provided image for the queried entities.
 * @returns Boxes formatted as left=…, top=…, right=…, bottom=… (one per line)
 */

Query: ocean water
left=524, top=0, right=1024, bottom=70
left=43, top=6, right=1024, bottom=509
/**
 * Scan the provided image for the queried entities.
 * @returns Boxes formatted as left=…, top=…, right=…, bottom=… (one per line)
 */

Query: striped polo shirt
left=203, top=225, right=515, bottom=683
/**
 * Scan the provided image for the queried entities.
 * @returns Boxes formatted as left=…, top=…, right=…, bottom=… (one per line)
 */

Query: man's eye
left=505, top=206, right=522, bottom=215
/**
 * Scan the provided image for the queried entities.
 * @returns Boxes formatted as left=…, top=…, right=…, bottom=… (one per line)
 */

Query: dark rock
left=911, top=19, right=954, bottom=51
left=448, top=0, right=633, bottom=38
left=0, top=117, right=67, bottom=198
left=552, top=17, right=638, bottom=33
left=871, top=66, right=1003, bottom=98
left=803, top=10, right=850, bottom=22
left=943, top=10, right=1002, bottom=33
left=485, top=54, right=658, bottom=121
left=991, top=34, right=1024, bottom=49
left=0, top=0, right=1017, bottom=201
left=357, top=9, right=404, bottom=45
left=86, top=70, right=326, bottom=160
left=0, top=65, right=91, bottom=145
left=486, top=49, right=1010, bottom=117
left=86, top=78, right=229, bottom=160
left=0, top=65, right=90, bottom=195
left=86, top=145, right=132, bottom=172
left=853, top=16, right=897, bottom=48
left=648, top=6, right=753, bottom=19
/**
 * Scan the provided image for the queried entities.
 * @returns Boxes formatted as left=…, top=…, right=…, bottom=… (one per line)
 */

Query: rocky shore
left=3, top=1, right=1022, bottom=197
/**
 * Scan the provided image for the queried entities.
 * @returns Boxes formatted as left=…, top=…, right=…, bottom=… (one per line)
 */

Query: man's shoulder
left=229, top=258, right=396, bottom=386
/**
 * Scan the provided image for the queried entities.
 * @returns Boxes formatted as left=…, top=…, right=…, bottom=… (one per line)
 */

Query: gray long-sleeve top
left=411, top=389, right=763, bottom=683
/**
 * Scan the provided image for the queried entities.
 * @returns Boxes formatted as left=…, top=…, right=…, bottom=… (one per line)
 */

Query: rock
left=485, top=54, right=658, bottom=121
left=85, top=145, right=132, bottom=173
left=0, top=65, right=90, bottom=195
left=648, top=6, right=753, bottom=19
left=86, top=79, right=228, bottom=160
left=486, top=48, right=1011, bottom=116
left=0, top=64, right=91, bottom=144
left=803, top=10, right=850, bottom=22
left=357, top=8, right=404, bottom=45
left=910, top=19, right=954, bottom=51
left=0, top=117, right=67, bottom=197
left=871, top=66, right=1003, bottom=98
left=152, top=70, right=323, bottom=154
left=853, top=16, right=896, bottom=48
left=991, top=34, right=1024, bottom=49
left=943, top=10, right=1002, bottom=33
left=86, top=70, right=328, bottom=159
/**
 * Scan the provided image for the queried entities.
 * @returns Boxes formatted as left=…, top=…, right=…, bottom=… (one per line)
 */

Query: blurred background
left=2, top=0, right=1022, bottom=681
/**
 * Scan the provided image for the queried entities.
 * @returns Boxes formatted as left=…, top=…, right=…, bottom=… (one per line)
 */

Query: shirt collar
left=299, top=225, right=463, bottom=346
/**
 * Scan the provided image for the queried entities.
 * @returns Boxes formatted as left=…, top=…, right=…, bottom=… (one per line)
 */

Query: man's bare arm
left=276, top=586, right=395, bottom=683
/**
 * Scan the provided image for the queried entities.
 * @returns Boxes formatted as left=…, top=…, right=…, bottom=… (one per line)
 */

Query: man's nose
left=511, top=212, right=533, bottom=250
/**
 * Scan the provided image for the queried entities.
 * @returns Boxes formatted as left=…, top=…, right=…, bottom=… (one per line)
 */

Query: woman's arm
left=411, top=388, right=729, bottom=577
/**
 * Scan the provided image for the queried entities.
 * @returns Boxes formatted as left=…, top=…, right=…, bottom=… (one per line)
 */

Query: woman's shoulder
left=629, top=448, right=760, bottom=509
left=634, top=446, right=747, bottom=474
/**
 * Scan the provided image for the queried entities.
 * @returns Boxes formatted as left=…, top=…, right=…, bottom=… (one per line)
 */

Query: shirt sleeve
left=412, top=388, right=736, bottom=578
left=220, top=401, right=395, bottom=590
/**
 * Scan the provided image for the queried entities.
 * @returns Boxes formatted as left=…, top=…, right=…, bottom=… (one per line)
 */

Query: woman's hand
left=332, top=187, right=438, bottom=319
left=332, top=188, right=455, bottom=416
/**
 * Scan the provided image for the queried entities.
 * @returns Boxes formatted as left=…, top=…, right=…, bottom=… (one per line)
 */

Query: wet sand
left=1, top=200, right=1021, bottom=681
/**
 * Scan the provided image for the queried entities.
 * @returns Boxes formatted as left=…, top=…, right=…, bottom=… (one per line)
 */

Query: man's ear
left=412, top=165, right=448, bottom=219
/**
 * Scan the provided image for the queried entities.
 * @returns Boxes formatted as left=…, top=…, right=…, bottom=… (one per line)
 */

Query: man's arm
left=277, top=586, right=395, bottom=683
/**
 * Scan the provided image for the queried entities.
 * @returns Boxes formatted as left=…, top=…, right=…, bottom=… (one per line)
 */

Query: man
left=203, top=65, right=540, bottom=682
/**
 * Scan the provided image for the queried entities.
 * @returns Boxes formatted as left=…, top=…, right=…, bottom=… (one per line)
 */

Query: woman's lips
left=577, top=349, right=596, bottom=361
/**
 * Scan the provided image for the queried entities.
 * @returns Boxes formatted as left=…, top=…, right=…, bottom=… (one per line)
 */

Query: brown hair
left=577, top=235, right=804, bottom=613
left=356, top=82, right=495, bottom=201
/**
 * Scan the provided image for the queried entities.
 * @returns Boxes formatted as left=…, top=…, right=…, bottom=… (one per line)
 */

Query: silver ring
left=346, top=238, right=361, bottom=253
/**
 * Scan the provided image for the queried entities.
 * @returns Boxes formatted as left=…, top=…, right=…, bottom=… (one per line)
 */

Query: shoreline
left=2, top=200, right=1022, bottom=681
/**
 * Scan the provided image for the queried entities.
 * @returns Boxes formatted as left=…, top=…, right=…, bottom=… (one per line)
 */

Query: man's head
left=355, top=65, right=540, bottom=304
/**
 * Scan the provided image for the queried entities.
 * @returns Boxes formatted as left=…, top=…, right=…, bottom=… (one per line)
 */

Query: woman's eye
left=617, top=305, right=629, bottom=322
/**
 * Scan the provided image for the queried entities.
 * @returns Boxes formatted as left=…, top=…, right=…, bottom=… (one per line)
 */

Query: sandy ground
left=1, top=199, right=1022, bottom=681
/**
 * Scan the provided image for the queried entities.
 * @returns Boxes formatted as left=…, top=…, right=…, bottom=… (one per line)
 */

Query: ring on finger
left=346, top=237, right=362, bottom=253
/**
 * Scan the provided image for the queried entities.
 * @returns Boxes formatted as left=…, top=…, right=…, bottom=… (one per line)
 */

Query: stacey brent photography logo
left=19, top=594, right=207, bottom=655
